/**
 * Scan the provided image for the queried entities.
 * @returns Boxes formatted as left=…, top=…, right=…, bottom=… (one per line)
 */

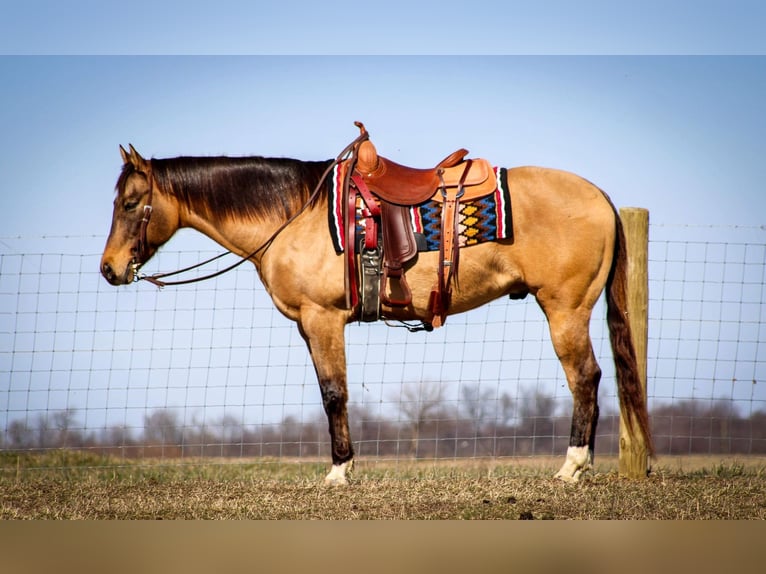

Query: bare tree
left=52, top=409, right=79, bottom=446
left=499, top=392, right=515, bottom=427
left=459, top=382, right=496, bottom=427
left=518, top=389, right=558, bottom=420
left=103, top=424, right=132, bottom=445
left=36, top=408, right=80, bottom=448
left=217, top=413, right=243, bottom=443
left=397, top=380, right=447, bottom=457
left=143, top=409, right=182, bottom=446
left=214, top=413, right=244, bottom=456
left=7, top=419, right=34, bottom=449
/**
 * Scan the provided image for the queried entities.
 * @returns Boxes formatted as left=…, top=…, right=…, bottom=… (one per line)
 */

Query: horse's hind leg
left=297, top=307, right=354, bottom=486
left=543, top=306, right=603, bottom=482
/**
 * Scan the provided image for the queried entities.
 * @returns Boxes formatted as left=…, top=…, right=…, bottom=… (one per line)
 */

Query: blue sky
left=1, top=2, right=765, bottom=243
left=2, top=1, right=766, bottom=55
left=0, top=55, right=764, bottom=246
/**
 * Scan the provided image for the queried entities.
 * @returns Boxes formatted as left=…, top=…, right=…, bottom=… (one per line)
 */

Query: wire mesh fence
left=1, top=224, right=765, bottom=466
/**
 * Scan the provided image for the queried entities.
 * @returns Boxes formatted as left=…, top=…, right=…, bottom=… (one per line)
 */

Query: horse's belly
left=381, top=243, right=525, bottom=320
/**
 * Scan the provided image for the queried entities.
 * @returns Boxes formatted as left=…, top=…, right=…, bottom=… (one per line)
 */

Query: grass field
left=2, top=451, right=765, bottom=519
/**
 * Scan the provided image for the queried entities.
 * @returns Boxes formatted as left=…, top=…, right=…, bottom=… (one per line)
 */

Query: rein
left=133, top=131, right=369, bottom=288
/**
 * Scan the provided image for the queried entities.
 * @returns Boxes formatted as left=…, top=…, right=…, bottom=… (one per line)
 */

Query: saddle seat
left=356, top=139, right=496, bottom=205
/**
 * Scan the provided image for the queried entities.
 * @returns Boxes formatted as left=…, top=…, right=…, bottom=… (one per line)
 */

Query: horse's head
left=100, top=145, right=178, bottom=285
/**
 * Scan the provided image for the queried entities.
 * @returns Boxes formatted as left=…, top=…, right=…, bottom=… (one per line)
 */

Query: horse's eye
left=124, top=200, right=139, bottom=212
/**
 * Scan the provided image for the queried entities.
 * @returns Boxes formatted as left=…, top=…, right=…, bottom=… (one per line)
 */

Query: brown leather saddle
left=344, top=122, right=497, bottom=328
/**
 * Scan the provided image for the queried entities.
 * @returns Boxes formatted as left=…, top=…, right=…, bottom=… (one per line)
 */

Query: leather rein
left=132, top=131, right=369, bottom=288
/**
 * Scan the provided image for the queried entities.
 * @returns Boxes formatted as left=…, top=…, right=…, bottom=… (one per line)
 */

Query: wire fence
left=1, top=224, right=765, bottom=465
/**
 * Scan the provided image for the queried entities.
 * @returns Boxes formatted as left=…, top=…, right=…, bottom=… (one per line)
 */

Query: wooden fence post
left=618, top=207, right=649, bottom=478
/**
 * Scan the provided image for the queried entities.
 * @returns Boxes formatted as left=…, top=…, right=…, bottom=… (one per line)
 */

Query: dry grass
left=1, top=451, right=765, bottom=519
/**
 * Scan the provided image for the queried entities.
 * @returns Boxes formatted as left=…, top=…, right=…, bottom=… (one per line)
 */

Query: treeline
left=3, top=393, right=765, bottom=458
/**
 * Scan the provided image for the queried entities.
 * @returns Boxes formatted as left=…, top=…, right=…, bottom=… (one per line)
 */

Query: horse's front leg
left=297, top=306, right=354, bottom=485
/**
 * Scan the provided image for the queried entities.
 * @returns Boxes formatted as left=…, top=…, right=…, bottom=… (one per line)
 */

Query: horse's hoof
left=554, top=469, right=583, bottom=483
left=323, top=461, right=352, bottom=486
left=324, top=475, right=348, bottom=487
left=554, top=446, right=592, bottom=483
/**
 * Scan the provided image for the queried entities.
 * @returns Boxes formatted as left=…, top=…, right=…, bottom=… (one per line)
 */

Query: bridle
left=129, top=129, right=369, bottom=288
left=132, top=176, right=154, bottom=270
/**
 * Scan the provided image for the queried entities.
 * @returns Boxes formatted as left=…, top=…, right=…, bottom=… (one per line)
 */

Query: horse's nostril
left=102, top=262, right=113, bottom=278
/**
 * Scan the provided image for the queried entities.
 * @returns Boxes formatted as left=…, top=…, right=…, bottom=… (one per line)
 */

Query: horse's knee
left=319, top=379, right=347, bottom=414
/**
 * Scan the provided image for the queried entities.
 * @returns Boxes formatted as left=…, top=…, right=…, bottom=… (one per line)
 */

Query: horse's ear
left=120, top=144, right=130, bottom=165
left=125, top=144, right=149, bottom=171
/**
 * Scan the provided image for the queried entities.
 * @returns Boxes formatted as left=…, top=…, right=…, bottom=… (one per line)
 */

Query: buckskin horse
left=100, top=124, right=652, bottom=485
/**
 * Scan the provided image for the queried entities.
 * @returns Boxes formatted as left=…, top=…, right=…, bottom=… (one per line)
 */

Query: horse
left=100, top=132, right=652, bottom=485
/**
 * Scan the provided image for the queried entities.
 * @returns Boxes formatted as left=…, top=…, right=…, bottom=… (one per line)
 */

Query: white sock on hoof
left=554, top=446, right=592, bottom=483
left=324, top=460, right=353, bottom=486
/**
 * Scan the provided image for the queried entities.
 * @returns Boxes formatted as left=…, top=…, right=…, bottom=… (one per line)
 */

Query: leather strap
left=133, top=171, right=154, bottom=267
left=429, top=160, right=472, bottom=327
left=352, top=173, right=382, bottom=250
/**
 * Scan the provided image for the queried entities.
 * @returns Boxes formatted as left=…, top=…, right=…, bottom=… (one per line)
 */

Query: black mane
left=122, top=155, right=332, bottom=221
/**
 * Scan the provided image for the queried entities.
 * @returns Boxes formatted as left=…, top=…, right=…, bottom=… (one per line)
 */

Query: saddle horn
left=353, top=121, right=380, bottom=175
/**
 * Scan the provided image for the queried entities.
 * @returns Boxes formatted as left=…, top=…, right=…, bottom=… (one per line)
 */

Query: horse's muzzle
left=101, top=260, right=132, bottom=285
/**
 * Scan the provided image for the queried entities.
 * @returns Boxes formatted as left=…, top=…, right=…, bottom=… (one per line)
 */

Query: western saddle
left=344, top=122, right=497, bottom=328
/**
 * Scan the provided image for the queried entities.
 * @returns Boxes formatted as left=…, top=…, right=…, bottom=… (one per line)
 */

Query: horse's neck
left=178, top=195, right=327, bottom=266
left=178, top=209, right=273, bottom=259
left=162, top=156, right=332, bottom=268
